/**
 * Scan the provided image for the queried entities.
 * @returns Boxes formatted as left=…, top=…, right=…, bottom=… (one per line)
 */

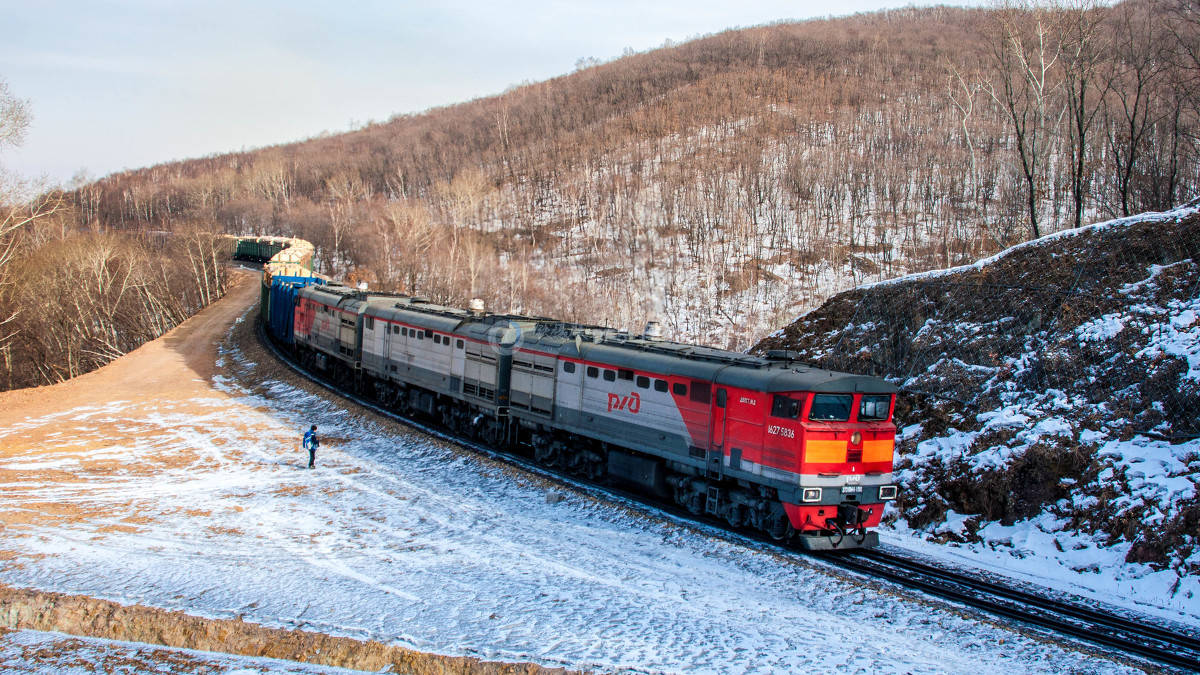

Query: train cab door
left=707, top=387, right=729, bottom=480
left=382, top=320, right=392, bottom=365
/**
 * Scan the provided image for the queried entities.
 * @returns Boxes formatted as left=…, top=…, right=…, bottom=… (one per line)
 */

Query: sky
left=1, top=1, right=979, bottom=186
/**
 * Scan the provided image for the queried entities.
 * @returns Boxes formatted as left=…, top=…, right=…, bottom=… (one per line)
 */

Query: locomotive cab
left=779, top=390, right=899, bottom=550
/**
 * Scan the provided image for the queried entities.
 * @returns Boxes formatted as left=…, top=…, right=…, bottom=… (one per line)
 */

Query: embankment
left=0, top=584, right=569, bottom=673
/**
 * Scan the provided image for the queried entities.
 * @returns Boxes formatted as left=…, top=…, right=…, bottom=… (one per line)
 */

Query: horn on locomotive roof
left=468, top=298, right=486, bottom=315
left=643, top=320, right=663, bottom=340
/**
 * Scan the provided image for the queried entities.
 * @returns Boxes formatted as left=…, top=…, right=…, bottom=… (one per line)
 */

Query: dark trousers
left=308, top=449, right=316, bottom=468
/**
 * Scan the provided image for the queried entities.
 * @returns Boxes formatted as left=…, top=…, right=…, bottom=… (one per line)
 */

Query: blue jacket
left=303, top=430, right=318, bottom=450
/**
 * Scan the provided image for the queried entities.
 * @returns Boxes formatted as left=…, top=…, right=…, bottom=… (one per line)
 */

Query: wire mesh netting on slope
left=754, top=204, right=1200, bottom=576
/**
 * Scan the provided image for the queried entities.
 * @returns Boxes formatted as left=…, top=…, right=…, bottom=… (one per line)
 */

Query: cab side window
left=771, top=395, right=800, bottom=419
left=859, top=394, right=892, bottom=421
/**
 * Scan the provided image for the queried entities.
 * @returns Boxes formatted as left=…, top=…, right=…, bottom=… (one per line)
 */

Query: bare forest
left=0, top=216, right=228, bottom=390
left=2, top=64, right=233, bottom=390
left=32, top=1, right=1200, bottom=356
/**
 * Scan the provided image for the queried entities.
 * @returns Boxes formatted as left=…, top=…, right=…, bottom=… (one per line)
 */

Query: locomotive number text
left=767, top=424, right=795, bottom=438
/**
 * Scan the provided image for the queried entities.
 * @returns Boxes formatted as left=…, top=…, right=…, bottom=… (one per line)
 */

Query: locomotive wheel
left=767, top=513, right=792, bottom=541
left=724, top=503, right=743, bottom=528
left=533, top=438, right=560, bottom=467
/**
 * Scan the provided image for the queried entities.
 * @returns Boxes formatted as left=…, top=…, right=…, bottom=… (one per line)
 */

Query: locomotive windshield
left=859, top=394, right=893, bottom=421
left=809, top=394, right=852, bottom=421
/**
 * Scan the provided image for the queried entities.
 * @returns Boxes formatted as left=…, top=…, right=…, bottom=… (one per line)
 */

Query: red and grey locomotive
left=279, top=281, right=897, bottom=550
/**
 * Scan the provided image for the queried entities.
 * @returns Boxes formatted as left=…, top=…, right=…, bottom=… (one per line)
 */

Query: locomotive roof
left=300, top=283, right=393, bottom=312
left=303, top=288, right=894, bottom=394
left=523, top=326, right=894, bottom=394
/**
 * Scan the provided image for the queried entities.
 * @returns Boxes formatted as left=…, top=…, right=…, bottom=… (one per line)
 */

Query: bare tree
left=0, top=79, right=64, bottom=358
left=946, top=61, right=984, bottom=235
left=1060, top=0, right=1107, bottom=229
left=378, top=199, right=436, bottom=293
left=982, top=1, right=1065, bottom=239
left=0, top=78, right=30, bottom=149
left=1102, top=0, right=1169, bottom=217
left=324, top=171, right=371, bottom=274
left=1166, top=0, right=1200, bottom=121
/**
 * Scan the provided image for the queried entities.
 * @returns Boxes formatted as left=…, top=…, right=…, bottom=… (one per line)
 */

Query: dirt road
left=0, top=269, right=258, bottom=421
left=0, top=269, right=286, bottom=538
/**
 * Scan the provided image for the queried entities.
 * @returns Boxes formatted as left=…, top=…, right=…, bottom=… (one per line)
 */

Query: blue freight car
left=269, top=276, right=325, bottom=344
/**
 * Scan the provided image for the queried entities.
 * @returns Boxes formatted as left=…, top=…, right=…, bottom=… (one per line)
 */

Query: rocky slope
left=755, top=205, right=1200, bottom=581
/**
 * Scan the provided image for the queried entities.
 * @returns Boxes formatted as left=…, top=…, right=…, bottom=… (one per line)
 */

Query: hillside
left=64, top=2, right=1199, bottom=350
left=754, top=204, right=1199, bottom=609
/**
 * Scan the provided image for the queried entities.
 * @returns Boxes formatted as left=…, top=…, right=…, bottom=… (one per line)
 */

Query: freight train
left=254, top=239, right=898, bottom=550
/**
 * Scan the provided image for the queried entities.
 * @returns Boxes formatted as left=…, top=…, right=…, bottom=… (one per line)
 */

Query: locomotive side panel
left=310, top=302, right=341, bottom=357
left=449, top=335, right=465, bottom=384
left=759, top=393, right=804, bottom=476
left=336, top=310, right=358, bottom=359
left=719, top=388, right=769, bottom=477
left=293, top=294, right=316, bottom=344
left=462, top=341, right=500, bottom=403
left=553, top=359, right=583, bottom=428
left=668, top=379, right=713, bottom=453
left=510, top=351, right=556, bottom=416
left=401, top=327, right=452, bottom=392
left=366, top=303, right=465, bottom=398
left=361, top=315, right=388, bottom=375
left=577, top=365, right=694, bottom=458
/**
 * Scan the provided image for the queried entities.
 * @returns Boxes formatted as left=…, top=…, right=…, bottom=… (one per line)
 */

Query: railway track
left=831, top=549, right=1200, bottom=672
left=254, top=320, right=1200, bottom=673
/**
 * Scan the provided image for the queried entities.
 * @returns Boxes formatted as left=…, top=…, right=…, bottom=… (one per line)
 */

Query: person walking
left=302, top=424, right=319, bottom=469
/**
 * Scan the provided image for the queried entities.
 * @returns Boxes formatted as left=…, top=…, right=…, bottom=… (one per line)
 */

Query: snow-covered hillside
left=755, top=205, right=1200, bottom=618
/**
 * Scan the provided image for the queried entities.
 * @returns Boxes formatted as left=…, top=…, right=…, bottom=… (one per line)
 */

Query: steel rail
left=826, top=550, right=1200, bottom=672
left=253, top=319, right=1200, bottom=673
left=864, top=549, right=1200, bottom=652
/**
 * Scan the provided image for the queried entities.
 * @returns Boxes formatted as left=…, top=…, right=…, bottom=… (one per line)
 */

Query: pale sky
left=1, top=1, right=977, bottom=185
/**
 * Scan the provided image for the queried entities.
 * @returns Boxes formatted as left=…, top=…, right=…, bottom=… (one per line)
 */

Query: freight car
left=270, top=278, right=898, bottom=550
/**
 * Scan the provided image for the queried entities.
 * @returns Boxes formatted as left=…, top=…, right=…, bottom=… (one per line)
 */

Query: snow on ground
left=879, top=432, right=1200, bottom=630
left=0, top=315, right=1149, bottom=673
left=881, top=509, right=1200, bottom=629
left=0, top=629, right=361, bottom=674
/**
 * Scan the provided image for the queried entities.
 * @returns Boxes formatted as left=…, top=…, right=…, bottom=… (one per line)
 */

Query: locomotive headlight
left=801, top=487, right=823, bottom=503
left=878, top=485, right=898, bottom=500
left=851, top=431, right=862, bottom=445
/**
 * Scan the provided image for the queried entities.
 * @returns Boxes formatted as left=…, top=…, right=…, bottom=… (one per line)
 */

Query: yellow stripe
left=805, top=439, right=846, bottom=463
left=862, top=439, right=894, bottom=463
